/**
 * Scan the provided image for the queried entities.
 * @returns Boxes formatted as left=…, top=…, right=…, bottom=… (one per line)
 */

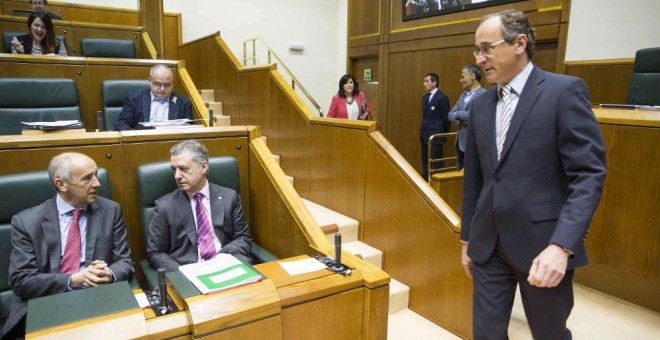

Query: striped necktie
left=61, top=209, right=82, bottom=273
left=193, top=193, right=216, bottom=261
left=497, top=84, right=514, bottom=161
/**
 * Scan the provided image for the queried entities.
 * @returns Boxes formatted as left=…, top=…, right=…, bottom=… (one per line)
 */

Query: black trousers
left=472, top=240, right=574, bottom=340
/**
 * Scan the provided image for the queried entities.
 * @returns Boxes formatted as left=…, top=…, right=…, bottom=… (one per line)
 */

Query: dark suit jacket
left=420, top=89, right=450, bottom=142
left=3, top=196, right=134, bottom=336
left=113, top=87, right=192, bottom=131
left=461, top=66, right=607, bottom=273
left=448, top=86, right=485, bottom=152
left=147, top=182, right=253, bottom=272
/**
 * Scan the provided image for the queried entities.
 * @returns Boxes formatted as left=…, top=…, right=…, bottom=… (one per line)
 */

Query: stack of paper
left=178, top=254, right=264, bottom=294
left=21, top=120, right=83, bottom=131
left=139, top=119, right=193, bottom=128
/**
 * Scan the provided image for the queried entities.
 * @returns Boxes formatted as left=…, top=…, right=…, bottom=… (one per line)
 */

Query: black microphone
left=208, top=109, right=214, bottom=127
left=96, top=110, right=104, bottom=131
left=157, top=268, right=169, bottom=314
left=333, top=233, right=342, bottom=270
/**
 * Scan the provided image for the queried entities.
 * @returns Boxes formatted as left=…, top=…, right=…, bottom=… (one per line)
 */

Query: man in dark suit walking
left=3, top=152, right=134, bottom=339
left=147, top=140, right=252, bottom=272
left=420, top=72, right=450, bottom=180
left=114, top=64, right=192, bottom=131
left=448, top=64, right=485, bottom=170
left=460, top=10, right=606, bottom=339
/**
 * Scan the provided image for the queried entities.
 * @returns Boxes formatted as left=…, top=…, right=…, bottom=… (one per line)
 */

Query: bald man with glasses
left=30, top=0, right=61, bottom=21
left=114, top=64, right=192, bottom=131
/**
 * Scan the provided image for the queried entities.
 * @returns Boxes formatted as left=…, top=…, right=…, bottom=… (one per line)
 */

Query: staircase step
left=388, top=309, right=459, bottom=339
left=213, top=115, right=231, bottom=127
left=301, top=199, right=358, bottom=243
left=261, top=136, right=268, bottom=145
left=286, top=175, right=294, bottom=186
left=342, top=241, right=382, bottom=269
left=205, top=101, right=223, bottom=115
left=389, top=279, right=410, bottom=314
left=272, top=154, right=280, bottom=164
left=199, top=89, right=214, bottom=102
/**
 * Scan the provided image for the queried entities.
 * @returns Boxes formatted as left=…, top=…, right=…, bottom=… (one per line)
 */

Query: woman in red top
left=327, top=74, right=372, bottom=120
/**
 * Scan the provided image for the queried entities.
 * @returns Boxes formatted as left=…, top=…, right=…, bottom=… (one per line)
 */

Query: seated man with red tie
left=3, top=152, right=134, bottom=339
left=147, top=140, right=253, bottom=272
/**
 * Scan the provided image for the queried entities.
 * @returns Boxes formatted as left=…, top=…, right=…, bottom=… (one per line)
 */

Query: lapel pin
left=431, top=106, right=435, bottom=110
left=218, top=196, right=222, bottom=200
left=172, top=96, right=178, bottom=104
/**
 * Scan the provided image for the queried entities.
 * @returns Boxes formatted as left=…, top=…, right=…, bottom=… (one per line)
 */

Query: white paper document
left=133, top=292, right=150, bottom=309
left=278, top=258, right=327, bottom=276
left=139, top=119, right=192, bottom=128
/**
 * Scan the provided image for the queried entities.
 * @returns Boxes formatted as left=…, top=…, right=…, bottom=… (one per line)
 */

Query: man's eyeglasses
left=473, top=39, right=507, bottom=59
left=151, top=82, right=172, bottom=89
left=31, top=1, right=45, bottom=6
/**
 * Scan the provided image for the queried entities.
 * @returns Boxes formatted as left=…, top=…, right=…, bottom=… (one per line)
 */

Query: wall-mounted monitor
left=403, top=0, right=524, bottom=21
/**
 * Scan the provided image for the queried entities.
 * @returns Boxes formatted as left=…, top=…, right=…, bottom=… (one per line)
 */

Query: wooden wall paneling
left=62, top=6, right=138, bottom=27
left=197, top=315, right=281, bottom=340
left=362, top=285, right=389, bottom=340
left=377, top=43, right=389, bottom=133
left=555, top=23, right=568, bottom=74
left=532, top=41, right=558, bottom=72
left=281, top=288, right=364, bottom=340
left=429, top=172, right=463, bottom=216
left=348, top=0, right=381, bottom=47
left=237, top=67, right=271, bottom=129
left=565, top=63, right=634, bottom=105
left=86, top=62, right=171, bottom=130
left=0, top=57, right=92, bottom=127
left=574, top=123, right=660, bottom=312
left=69, top=25, right=142, bottom=58
left=120, top=132, right=250, bottom=266
left=162, top=13, right=179, bottom=60
left=178, top=37, right=215, bottom=90
left=351, top=56, right=380, bottom=123
left=267, top=73, right=311, bottom=198
left=363, top=138, right=470, bottom=338
left=308, top=124, right=367, bottom=225
left=212, top=38, right=240, bottom=121
left=138, top=0, right=164, bottom=59
left=248, top=144, right=314, bottom=259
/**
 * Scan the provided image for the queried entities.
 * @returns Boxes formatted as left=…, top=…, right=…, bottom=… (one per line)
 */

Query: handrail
left=242, top=37, right=324, bottom=117
left=428, top=132, right=458, bottom=184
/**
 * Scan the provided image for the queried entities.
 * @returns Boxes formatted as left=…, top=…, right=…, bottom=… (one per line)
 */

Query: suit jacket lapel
left=168, top=94, right=176, bottom=120
left=84, top=203, right=100, bottom=266
left=142, top=89, right=151, bottom=122
left=499, top=67, right=544, bottom=164
left=174, top=189, right=198, bottom=246
left=482, top=88, right=499, bottom=169
left=209, top=184, right=226, bottom=245
left=43, top=199, right=62, bottom=273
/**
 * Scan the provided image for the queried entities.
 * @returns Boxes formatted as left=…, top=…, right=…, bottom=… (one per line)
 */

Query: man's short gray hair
left=481, top=9, right=536, bottom=60
left=150, top=64, right=172, bottom=78
left=48, top=152, right=75, bottom=184
left=170, top=140, right=208, bottom=165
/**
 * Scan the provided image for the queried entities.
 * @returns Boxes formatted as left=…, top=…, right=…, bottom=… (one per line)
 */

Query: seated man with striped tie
left=3, top=152, right=134, bottom=339
left=113, top=64, right=192, bottom=131
left=147, top=140, right=253, bottom=273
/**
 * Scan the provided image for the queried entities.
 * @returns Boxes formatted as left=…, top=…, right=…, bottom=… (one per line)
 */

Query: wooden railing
left=179, top=32, right=470, bottom=338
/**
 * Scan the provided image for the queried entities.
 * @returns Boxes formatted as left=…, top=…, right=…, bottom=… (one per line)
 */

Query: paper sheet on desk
left=279, top=258, right=327, bottom=276
left=139, top=119, right=192, bottom=127
left=133, top=292, right=150, bottom=308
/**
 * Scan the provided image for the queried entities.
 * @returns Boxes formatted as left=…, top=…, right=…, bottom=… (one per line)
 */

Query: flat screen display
left=403, top=0, right=525, bottom=21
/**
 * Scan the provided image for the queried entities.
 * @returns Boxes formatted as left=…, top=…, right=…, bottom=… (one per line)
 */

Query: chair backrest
left=101, top=80, right=149, bottom=131
left=2, top=32, right=66, bottom=54
left=137, top=157, right=241, bottom=248
left=0, top=169, right=111, bottom=322
left=0, top=78, right=81, bottom=135
left=627, top=47, right=660, bottom=106
left=81, top=38, right=136, bottom=58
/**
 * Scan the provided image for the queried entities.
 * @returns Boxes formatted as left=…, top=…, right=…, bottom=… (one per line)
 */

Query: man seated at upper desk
left=2, top=152, right=134, bottom=339
left=30, top=0, right=61, bottom=21
left=147, top=140, right=253, bottom=272
left=113, top=64, right=192, bottom=131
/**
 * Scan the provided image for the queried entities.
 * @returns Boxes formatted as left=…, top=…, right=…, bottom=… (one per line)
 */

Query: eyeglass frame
left=150, top=81, right=173, bottom=89
left=472, top=39, right=507, bottom=59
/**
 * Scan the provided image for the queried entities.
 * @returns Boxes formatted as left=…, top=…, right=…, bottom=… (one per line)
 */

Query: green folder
left=26, top=281, right=138, bottom=333
left=166, top=270, right=202, bottom=299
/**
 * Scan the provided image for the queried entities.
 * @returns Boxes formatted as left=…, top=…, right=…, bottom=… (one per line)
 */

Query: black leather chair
left=80, top=38, right=136, bottom=59
left=2, top=31, right=67, bottom=54
left=101, top=80, right=149, bottom=131
left=627, top=47, right=660, bottom=106
left=137, top=157, right=278, bottom=289
left=0, top=78, right=81, bottom=135
left=0, top=168, right=138, bottom=331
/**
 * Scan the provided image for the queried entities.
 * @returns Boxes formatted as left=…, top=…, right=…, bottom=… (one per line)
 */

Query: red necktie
left=193, top=193, right=216, bottom=261
left=61, top=209, right=82, bottom=274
